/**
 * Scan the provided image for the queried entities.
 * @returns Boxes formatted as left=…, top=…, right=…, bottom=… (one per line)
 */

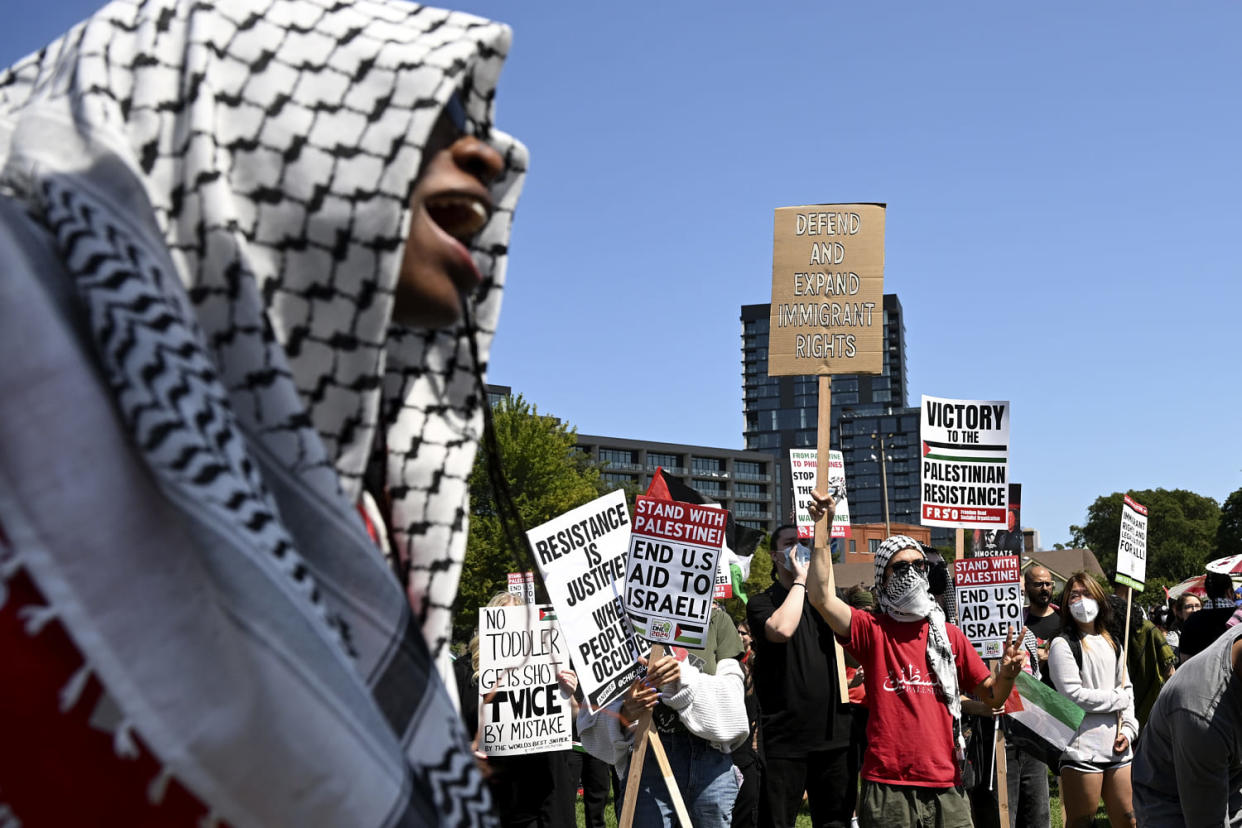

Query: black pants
left=576, top=750, right=613, bottom=828
left=759, top=748, right=853, bottom=828
left=732, top=757, right=761, bottom=828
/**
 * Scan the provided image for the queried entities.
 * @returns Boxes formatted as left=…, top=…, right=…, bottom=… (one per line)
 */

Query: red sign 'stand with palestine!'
left=625, top=496, right=725, bottom=649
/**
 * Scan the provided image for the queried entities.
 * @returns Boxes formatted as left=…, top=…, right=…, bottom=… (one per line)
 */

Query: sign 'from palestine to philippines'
left=768, top=204, right=886, bottom=377
left=920, top=395, right=1010, bottom=529
left=791, top=448, right=851, bottom=540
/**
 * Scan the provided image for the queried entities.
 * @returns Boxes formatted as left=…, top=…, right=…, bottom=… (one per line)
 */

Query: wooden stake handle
left=815, top=376, right=850, bottom=704
left=1116, top=586, right=1133, bottom=741
left=618, top=644, right=690, bottom=828
left=648, top=731, right=692, bottom=828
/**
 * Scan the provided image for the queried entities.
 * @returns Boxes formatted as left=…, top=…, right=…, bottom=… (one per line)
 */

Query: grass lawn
left=575, top=770, right=1112, bottom=827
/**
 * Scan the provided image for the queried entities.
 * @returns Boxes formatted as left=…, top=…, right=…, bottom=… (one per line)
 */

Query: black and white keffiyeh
left=0, top=0, right=526, bottom=825
left=873, top=535, right=964, bottom=754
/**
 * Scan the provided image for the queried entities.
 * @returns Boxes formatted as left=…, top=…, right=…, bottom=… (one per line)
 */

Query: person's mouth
left=424, top=193, right=492, bottom=241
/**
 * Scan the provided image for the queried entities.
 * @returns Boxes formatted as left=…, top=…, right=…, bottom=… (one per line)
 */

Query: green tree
left=1217, top=487, right=1242, bottom=558
left=453, top=395, right=605, bottom=643
left=1069, top=488, right=1221, bottom=587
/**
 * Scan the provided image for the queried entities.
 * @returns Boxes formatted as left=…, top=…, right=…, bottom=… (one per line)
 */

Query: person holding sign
left=804, top=496, right=1025, bottom=828
left=746, top=524, right=854, bottom=828
left=1047, top=574, right=1138, bottom=828
left=578, top=605, right=748, bottom=827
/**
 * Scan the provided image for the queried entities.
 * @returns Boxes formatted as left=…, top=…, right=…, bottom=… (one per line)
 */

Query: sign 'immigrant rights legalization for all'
left=767, top=204, right=886, bottom=377
left=525, top=489, right=648, bottom=709
left=625, top=496, right=725, bottom=649
left=920, top=395, right=1010, bottom=529
left=1114, top=495, right=1149, bottom=591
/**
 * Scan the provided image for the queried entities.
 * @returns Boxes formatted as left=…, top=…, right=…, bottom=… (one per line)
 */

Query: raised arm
left=804, top=492, right=852, bottom=638
left=764, top=553, right=808, bottom=642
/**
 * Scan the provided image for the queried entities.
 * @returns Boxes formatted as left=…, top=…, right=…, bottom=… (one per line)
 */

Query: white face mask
left=1070, top=597, right=1099, bottom=624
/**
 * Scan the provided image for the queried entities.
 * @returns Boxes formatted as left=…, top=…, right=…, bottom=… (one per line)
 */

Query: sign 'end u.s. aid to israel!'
left=625, top=496, right=726, bottom=649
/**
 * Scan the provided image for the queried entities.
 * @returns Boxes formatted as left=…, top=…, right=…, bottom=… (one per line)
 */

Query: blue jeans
left=622, top=730, right=738, bottom=827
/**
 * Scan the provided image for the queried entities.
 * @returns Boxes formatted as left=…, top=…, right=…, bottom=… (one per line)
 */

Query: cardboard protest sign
left=970, top=484, right=1022, bottom=557
left=768, top=204, right=886, bottom=377
left=920, top=395, right=1010, bottom=529
left=1114, top=495, right=1149, bottom=591
left=477, top=604, right=573, bottom=756
left=526, top=489, right=647, bottom=709
left=953, top=555, right=1023, bottom=658
left=507, top=571, right=535, bottom=604
left=625, top=495, right=725, bottom=648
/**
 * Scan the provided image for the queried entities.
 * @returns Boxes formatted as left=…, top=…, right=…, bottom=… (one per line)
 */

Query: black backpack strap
left=1062, top=633, right=1084, bottom=672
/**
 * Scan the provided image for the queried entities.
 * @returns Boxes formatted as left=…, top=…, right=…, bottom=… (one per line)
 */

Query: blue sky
left=5, top=2, right=1240, bottom=549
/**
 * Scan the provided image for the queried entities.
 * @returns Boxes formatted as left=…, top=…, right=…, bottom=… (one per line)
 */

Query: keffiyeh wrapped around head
left=0, top=0, right=526, bottom=824
left=873, top=535, right=964, bottom=758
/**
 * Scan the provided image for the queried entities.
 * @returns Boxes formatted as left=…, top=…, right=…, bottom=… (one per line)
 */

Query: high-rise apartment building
left=740, top=295, right=950, bottom=546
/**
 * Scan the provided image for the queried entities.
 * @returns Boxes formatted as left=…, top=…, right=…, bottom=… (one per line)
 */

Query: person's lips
left=424, top=193, right=491, bottom=241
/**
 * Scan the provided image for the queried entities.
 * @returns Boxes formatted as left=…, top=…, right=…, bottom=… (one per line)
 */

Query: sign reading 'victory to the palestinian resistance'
left=790, top=449, right=851, bottom=540
left=477, top=604, right=573, bottom=756
left=768, top=203, right=886, bottom=377
left=1114, top=495, right=1149, bottom=591
left=526, top=489, right=648, bottom=709
left=953, top=555, right=1023, bottom=659
left=625, top=496, right=725, bottom=649
left=920, top=395, right=1010, bottom=529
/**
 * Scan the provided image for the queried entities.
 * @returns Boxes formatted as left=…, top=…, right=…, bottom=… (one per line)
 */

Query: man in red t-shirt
left=806, top=495, right=1025, bottom=828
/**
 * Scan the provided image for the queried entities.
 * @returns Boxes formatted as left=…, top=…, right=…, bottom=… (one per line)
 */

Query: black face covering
left=928, top=561, right=949, bottom=597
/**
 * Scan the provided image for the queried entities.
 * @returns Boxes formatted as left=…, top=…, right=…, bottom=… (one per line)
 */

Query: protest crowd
left=0, top=2, right=1239, bottom=828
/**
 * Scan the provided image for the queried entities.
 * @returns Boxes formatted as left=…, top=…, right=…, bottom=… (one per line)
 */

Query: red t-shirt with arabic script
left=839, top=606, right=991, bottom=788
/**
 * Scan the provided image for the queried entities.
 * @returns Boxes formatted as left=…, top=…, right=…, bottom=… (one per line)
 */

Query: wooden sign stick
left=647, top=732, right=691, bottom=828
left=1116, top=585, right=1133, bottom=740
left=815, top=376, right=850, bottom=704
left=618, top=643, right=690, bottom=828
left=995, top=713, right=1010, bottom=825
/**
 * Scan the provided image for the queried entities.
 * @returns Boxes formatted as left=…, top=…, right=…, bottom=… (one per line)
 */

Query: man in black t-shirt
left=747, top=525, right=854, bottom=828
left=1022, top=565, right=1062, bottom=690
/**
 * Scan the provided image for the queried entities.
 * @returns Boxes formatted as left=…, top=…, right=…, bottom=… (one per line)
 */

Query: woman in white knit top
left=1048, top=573, right=1139, bottom=828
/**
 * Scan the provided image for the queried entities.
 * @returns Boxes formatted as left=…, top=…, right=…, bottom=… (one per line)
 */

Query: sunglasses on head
left=443, top=89, right=489, bottom=141
left=889, top=559, right=928, bottom=577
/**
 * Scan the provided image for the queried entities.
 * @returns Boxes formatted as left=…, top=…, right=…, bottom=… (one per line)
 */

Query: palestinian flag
left=538, top=607, right=557, bottom=622
left=649, top=469, right=763, bottom=603
left=673, top=621, right=705, bottom=644
left=1004, top=671, right=1085, bottom=770
left=921, top=439, right=1007, bottom=463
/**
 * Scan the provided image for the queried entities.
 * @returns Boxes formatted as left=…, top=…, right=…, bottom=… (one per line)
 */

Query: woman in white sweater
left=1049, top=573, right=1139, bottom=828
left=578, top=605, right=749, bottom=827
